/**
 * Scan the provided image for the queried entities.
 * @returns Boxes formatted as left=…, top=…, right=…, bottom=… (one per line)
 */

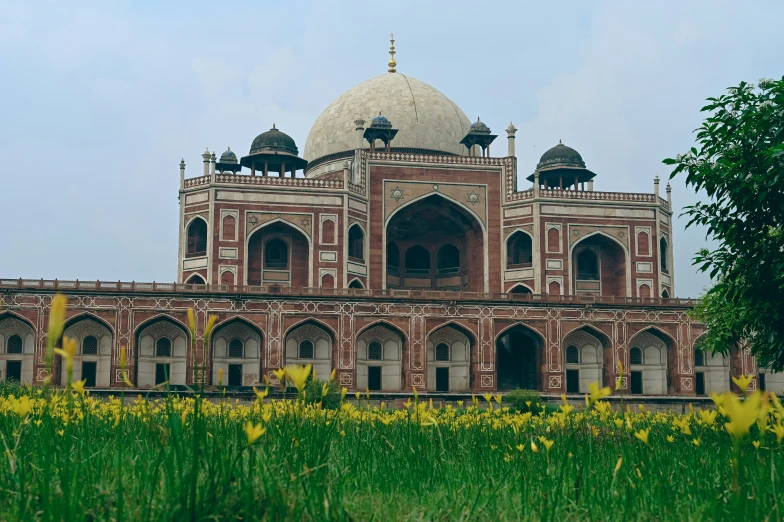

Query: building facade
left=1, top=41, right=780, bottom=395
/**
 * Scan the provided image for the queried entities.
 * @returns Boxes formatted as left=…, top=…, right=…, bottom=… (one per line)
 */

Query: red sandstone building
left=1, top=41, right=779, bottom=396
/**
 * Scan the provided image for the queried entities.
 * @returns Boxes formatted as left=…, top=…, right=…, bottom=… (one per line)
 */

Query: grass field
left=1, top=374, right=783, bottom=521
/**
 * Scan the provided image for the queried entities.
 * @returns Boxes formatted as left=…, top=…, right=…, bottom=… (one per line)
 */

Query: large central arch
left=570, top=232, right=630, bottom=297
left=385, top=194, right=487, bottom=292
left=247, top=220, right=312, bottom=288
left=495, top=324, right=545, bottom=391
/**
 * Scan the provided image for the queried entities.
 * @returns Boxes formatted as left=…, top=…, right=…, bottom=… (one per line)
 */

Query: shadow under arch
left=384, top=192, right=488, bottom=292
left=562, top=324, right=613, bottom=390
left=495, top=322, right=546, bottom=391
left=246, top=218, right=313, bottom=288
left=569, top=230, right=631, bottom=298
left=628, top=325, right=678, bottom=394
left=0, top=310, right=37, bottom=332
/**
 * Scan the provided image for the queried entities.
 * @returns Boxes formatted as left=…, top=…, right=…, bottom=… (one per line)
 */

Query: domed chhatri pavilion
left=2, top=36, right=779, bottom=397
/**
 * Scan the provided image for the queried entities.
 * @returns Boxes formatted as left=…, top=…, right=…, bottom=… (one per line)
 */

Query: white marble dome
left=304, top=73, right=471, bottom=161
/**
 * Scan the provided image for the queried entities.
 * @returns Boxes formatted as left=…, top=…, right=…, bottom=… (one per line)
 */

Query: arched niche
left=628, top=328, right=676, bottom=395
left=212, top=318, right=263, bottom=387
left=693, top=336, right=730, bottom=395
left=186, top=217, right=208, bottom=257
left=571, top=233, right=628, bottom=297
left=356, top=323, right=405, bottom=391
left=62, top=315, right=113, bottom=388
left=136, top=317, right=189, bottom=388
left=385, top=194, right=486, bottom=292
left=506, top=230, right=533, bottom=269
left=0, top=313, right=36, bottom=384
left=284, top=321, right=333, bottom=379
left=495, top=324, right=545, bottom=391
left=348, top=224, right=365, bottom=262
left=426, top=324, right=474, bottom=392
left=562, top=326, right=610, bottom=393
left=247, top=221, right=311, bottom=288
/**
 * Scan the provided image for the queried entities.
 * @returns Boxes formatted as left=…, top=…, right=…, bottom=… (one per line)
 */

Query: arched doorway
left=496, top=325, right=544, bottom=391
left=386, top=195, right=485, bottom=291
left=247, top=222, right=310, bottom=287
left=356, top=323, right=405, bottom=391
left=62, top=315, right=113, bottom=388
left=506, top=231, right=533, bottom=269
left=628, top=328, right=676, bottom=395
left=212, top=318, right=262, bottom=387
left=136, top=317, right=189, bottom=388
left=186, top=218, right=207, bottom=257
left=0, top=314, right=36, bottom=384
left=284, top=321, right=333, bottom=379
left=426, top=324, right=473, bottom=392
left=572, top=234, right=628, bottom=297
left=562, top=327, right=610, bottom=393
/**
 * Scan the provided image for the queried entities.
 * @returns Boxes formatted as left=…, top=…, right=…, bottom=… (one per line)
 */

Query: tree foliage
left=664, top=77, right=784, bottom=369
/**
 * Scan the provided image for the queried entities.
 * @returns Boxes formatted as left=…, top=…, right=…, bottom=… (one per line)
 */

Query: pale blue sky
left=1, top=1, right=782, bottom=297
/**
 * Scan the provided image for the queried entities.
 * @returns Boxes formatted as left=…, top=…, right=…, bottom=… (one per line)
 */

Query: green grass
left=0, top=383, right=782, bottom=521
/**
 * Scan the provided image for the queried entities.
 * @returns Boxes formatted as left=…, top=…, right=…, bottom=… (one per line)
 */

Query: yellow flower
left=457, top=400, right=464, bottom=408
left=666, top=435, right=675, bottom=443
left=272, top=368, right=286, bottom=387
left=482, top=393, right=493, bottom=404
left=752, top=440, right=761, bottom=450
left=187, top=308, right=197, bottom=337
left=530, top=441, right=538, bottom=453
left=47, top=294, right=68, bottom=345
left=769, top=423, right=784, bottom=445
left=634, top=428, right=650, bottom=445
left=330, top=369, right=337, bottom=381
left=412, top=386, right=419, bottom=401
left=698, top=409, right=717, bottom=426
left=543, top=439, right=554, bottom=453
left=732, top=375, right=754, bottom=394
left=613, top=457, right=623, bottom=476
left=710, top=392, right=727, bottom=406
left=341, top=387, right=348, bottom=401
left=723, top=391, right=762, bottom=440
left=218, top=368, right=223, bottom=386
left=11, top=396, right=32, bottom=418
left=253, top=387, right=268, bottom=403
left=322, top=383, right=329, bottom=397
left=243, top=422, right=265, bottom=444
left=204, top=314, right=218, bottom=341
left=71, top=379, right=86, bottom=395
left=119, top=348, right=134, bottom=387
left=692, top=438, right=701, bottom=447
left=355, top=391, right=361, bottom=400
left=587, top=382, right=611, bottom=407
left=516, top=444, right=524, bottom=452
left=493, top=394, right=503, bottom=405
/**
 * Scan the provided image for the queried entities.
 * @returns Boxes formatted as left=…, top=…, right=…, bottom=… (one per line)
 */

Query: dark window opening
left=228, top=339, right=244, bottom=358
left=694, top=350, right=704, bottom=367
left=7, top=335, right=23, bottom=354
left=506, top=232, right=533, bottom=268
left=349, top=279, right=364, bottom=289
left=630, top=371, right=643, bottom=394
left=759, top=373, right=766, bottom=392
left=436, top=367, right=449, bottom=392
left=5, top=361, right=22, bottom=382
left=510, top=285, right=532, bottom=295
left=348, top=226, right=365, bottom=261
left=156, top=338, right=172, bottom=357
left=368, top=341, right=382, bottom=360
left=228, top=364, right=243, bottom=386
left=660, top=238, right=669, bottom=273
left=155, top=363, right=170, bottom=385
left=695, top=372, right=705, bottom=395
left=435, top=343, right=450, bottom=361
left=82, top=335, right=98, bottom=355
left=576, top=249, right=599, bottom=280
left=566, top=345, right=579, bottom=364
left=299, top=340, right=314, bottom=359
left=368, top=366, right=382, bottom=391
left=437, top=244, right=460, bottom=274
left=630, top=347, right=643, bottom=365
left=387, top=243, right=400, bottom=272
left=82, top=361, right=97, bottom=388
left=264, top=238, right=289, bottom=269
left=186, top=219, right=207, bottom=256
left=661, top=289, right=670, bottom=299
left=405, top=245, right=431, bottom=275
left=566, top=369, right=580, bottom=393
left=186, top=274, right=206, bottom=285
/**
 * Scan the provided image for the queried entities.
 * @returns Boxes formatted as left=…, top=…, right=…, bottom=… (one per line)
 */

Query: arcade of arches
left=386, top=195, right=484, bottom=291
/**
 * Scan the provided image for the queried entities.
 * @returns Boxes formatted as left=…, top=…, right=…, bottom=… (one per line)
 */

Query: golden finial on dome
left=388, top=32, right=397, bottom=73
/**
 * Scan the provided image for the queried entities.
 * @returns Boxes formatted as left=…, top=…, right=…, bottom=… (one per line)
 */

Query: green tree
left=664, top=77, right=784, bottom=370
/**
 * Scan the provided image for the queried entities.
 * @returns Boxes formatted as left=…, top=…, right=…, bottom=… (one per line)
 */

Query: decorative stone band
left=365, top=151, right=508, bottom=166
left=509, top=189, right=671, bottom=211
left=0, top=278, right=698, bottom=307
left=182, top=174, right=343, bottom=190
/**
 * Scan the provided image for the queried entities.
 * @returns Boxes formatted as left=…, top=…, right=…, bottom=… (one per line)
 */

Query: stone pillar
left=179, top=159, right=186, bottom=190
left=202, top=148, right=211, bottom=177
left=666, top=182, right=672, bottom=207
left=654, top=174, right=660, bottom=197
left=533, top=171, right=540, bottom=197
left=209, top=152, right=216, bottom=176
left=281, top=163, right=286, bottom=178
left=355, top=119, right=365, bottom=149
left=505, top=122, right=517, bottom=157
left=588, top=180, right=594, bottom=191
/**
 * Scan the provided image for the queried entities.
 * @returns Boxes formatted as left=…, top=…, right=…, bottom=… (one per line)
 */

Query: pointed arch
left=245, top=217, right=313, bottom=288
left=384, top=192, right=489, bottom=292
left=569, top=230, right=631, bottom=298
left=347, top=278, right=365, bottom=289
left=562, top=323, right=612, bottom=349
left=628, top=325, right=677, bottom=348
left=210, top=315, right=265, bottom=339
left=132, top=313, right=191, bottom=339
left=282, top=317, right=338, bottom=343
left=355, top=319, right=408, bottom=343
left=505, top=229, right=533, bottom=269
left=185, top=273, right=206, bottom=285
left=64, top=312, right=116, bottom=336
left=185, top=216, right=208, bottom=256
left=494, top=321, right=546, bottom=344
left=0, top=311, right=37, bottom=332
left=508, top=283, right=533, bottom=294
left=426, top=320, right=478, bottom=345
